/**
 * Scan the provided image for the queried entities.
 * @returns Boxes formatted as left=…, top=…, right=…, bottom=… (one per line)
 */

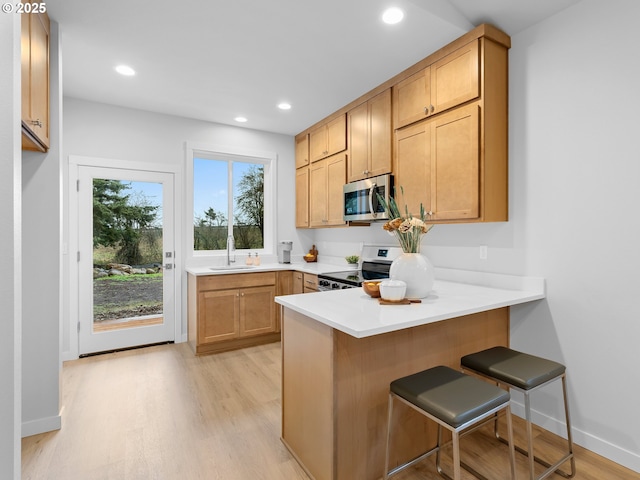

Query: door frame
left=68, top=155, right=184, bottom=359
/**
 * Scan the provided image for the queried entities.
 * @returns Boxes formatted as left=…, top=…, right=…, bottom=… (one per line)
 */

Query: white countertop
left=275, top=271, right=546, bottom=338
left=186, top=261, right=346, bottom=276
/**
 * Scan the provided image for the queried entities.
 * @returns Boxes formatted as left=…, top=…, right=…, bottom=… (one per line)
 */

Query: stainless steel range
left=317, top=245, right=403, bottom=291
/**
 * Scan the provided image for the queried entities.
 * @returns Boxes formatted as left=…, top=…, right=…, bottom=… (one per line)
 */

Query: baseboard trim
left=22, top=413, right=62, bottom=438
left=510, top=401, right=640, bottom=473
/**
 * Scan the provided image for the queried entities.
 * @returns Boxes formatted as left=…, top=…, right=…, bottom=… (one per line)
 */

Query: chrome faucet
left=226, top=235, right=236, bottom=266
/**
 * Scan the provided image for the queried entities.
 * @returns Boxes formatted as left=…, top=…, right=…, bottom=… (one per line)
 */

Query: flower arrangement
left=378, top=187, right=433, bottom=253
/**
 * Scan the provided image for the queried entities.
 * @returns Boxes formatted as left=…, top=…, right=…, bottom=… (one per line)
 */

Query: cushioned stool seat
left=461, top=347, right=576, bottom=480
left=384, top=365, right=516, bottom=480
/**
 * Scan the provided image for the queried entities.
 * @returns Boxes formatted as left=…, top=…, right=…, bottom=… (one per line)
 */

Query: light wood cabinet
left=302, top=273, right=318, bottom=293
left=309, top=115, right=347, bottom=162
left=276, top=271, right=293, bottom=327
left=295, top=166, right=310, bottom=228
left=21, top=8, right=50, bottom=152
left=395, top=103, right=480, bottom=222
left=394, top=35, right=508, bottom=223
left=309, top=153, right=346, bottom=227
left=293, top=271, right=303, bottom=294
left=294, top=24, right=509, bottom=227
left=188, top=272, right=278, bottom=355
left=347, top=88, right=392, bottom=182
left=295, top=134, right=309, bottom=168
left=393, top=40, right=479, bottom=130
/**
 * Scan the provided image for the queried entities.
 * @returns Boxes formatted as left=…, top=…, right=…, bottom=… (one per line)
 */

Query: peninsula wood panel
left=281, top=307, right=510, bottom=480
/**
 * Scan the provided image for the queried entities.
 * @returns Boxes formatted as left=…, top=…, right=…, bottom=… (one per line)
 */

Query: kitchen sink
left=209, top=265, right=255, bottom=271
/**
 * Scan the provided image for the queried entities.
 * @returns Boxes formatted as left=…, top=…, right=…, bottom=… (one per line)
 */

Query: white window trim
left=185, top=142, right=277, bottom=262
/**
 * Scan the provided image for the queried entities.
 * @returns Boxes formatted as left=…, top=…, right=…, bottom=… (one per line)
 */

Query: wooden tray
left=378, top=298, right=421, bottom=305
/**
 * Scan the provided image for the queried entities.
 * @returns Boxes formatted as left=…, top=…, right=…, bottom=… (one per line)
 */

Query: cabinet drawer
left=303, top=273, right=318, bottom=291
left=197, top=272, right=276, bottom=292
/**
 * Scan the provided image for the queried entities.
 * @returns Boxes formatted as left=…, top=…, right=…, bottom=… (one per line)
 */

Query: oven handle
left=368, top=183, right=377, bottom=219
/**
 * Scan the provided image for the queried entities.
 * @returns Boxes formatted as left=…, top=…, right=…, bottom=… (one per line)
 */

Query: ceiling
left=46, top=0, right=582, bottom=136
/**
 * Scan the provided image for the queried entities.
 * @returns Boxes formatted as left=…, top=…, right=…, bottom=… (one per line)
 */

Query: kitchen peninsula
left=275, top=270, right=545, bottom=480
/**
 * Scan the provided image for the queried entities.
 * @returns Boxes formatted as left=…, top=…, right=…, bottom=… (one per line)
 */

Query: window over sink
left=186, top=143, right=276, bottom=258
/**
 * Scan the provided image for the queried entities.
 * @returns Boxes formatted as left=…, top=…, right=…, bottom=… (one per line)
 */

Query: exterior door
left=77, top=166, right=176, bottom=355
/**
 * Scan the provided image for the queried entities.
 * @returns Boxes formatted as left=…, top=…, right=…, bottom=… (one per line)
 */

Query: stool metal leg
left=384, top=393, right=394, bottom=480
left=487, top=374, right=576, bottom=479
left=525, top=391, right=536, bottom=480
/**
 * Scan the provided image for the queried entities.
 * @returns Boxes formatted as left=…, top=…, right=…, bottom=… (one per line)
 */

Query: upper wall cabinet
left=309, top=115, right=347, bottom=163
left=295, top=134, right=309, bottom=168
left=347, top=88, right=392, bottom=182
left=393, top=40, right=479, bottom=130
left=309, top=153, right=346, bottom=227
left=394, top=37, right=509, bottom=223
left=294, top=24, right=510, bottom=228
left=21, top=8, right=50, bottom=152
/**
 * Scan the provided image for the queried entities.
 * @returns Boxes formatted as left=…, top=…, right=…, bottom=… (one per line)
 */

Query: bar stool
left=384, top=365, right=516, bottom=480
left=461, top=346, right=576, bottom=480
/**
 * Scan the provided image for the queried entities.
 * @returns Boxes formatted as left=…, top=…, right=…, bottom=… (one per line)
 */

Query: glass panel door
left=78, top=166, right=175, bottom=355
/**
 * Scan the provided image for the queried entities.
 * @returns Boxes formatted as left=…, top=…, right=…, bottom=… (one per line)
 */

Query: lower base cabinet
left=188, top=272, right=279, bottom=355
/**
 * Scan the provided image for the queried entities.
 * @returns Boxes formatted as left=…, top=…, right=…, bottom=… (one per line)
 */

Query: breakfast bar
left=275, top=270, right=545, bottom=480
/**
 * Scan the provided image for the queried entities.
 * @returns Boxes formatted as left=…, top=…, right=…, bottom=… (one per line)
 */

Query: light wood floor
left=22, top=342, right=639, bottom=480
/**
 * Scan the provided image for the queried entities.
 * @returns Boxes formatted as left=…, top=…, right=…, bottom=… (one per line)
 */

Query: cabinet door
left=395, top=121, right=432, bottom=219
left=393, top=67, right=431, bottom=129
left=326, top=153, right=346, bottom=226
left=309, top=161, right=327, bottom=227
left=198, top=289, right=239, bottom=344
left=293, top=272, right=303, bottom=294
left=431, top=104, right=480, bottom=221
left=296, top=167, right=309, bottom=228
left=368, top=88, right=392, bottom=177
left=295, top=134, right=309, bottom=168
left=431, top=40, right=479, bottom=116
left=239, top=286, right=276, bottom=337
left=309, top=125, right=328, bottom=163
left=347, top=101, right=369, bottom=182
left=326, top=115, right=347, bottom=157
left=347, top=89, right=392, bottom=182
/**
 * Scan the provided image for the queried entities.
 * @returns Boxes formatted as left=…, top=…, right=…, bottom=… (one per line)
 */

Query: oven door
left=343, top=174, right=392, bottom=222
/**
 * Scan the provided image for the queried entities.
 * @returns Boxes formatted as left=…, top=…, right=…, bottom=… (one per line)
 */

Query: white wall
left=21, top=21, right=63, bottom=439
left=61, top=98, right=303, bottom=357
left=0, top=13, right=22, bottom=480
left=508, top=0, right=640, bottom=469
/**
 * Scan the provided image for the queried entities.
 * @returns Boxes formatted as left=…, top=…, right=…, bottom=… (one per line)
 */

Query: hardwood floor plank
left=22, top=342, right=639, bottom=480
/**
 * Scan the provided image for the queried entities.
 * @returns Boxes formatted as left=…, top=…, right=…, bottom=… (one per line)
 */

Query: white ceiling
left=46, top=0, right=582, bottom=136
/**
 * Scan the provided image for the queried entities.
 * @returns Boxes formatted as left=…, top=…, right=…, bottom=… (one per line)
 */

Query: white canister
left=379, top=279, right=407, bottom=302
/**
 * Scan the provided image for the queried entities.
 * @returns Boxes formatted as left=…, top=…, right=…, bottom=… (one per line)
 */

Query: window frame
left=185, top=142, right=277, bottom=260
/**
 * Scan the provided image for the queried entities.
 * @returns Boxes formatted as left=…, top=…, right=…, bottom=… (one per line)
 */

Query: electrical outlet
left=479, top=245, right=488, bottom=260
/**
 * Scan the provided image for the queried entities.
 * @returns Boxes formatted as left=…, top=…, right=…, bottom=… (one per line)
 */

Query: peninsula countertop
left=275, top=269, right=546, bottom=338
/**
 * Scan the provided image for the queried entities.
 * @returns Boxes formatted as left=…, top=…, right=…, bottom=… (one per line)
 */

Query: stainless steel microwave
left=343, top=174, right=393, bottom=222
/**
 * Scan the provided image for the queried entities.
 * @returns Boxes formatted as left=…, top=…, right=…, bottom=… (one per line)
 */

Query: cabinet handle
left=427, top=210, right=434, bottom=216
left=424, top=106, right=428, bottom=115
left=430, top=105, right=435, bottom=113
left=30, top=119, right=43, bottom=128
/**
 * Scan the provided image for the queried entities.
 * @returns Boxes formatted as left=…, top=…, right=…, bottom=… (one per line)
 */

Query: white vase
left=389, top=253, right=434, bottom=299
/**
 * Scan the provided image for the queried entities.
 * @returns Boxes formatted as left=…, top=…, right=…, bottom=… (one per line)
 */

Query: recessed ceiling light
left=115, top=64, right=136, bottom=76
left=278, top=102, right=292, bottom=110
left=382, top=7, right=404, bottom=24
left=234, top=116, right=248, bottom=123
